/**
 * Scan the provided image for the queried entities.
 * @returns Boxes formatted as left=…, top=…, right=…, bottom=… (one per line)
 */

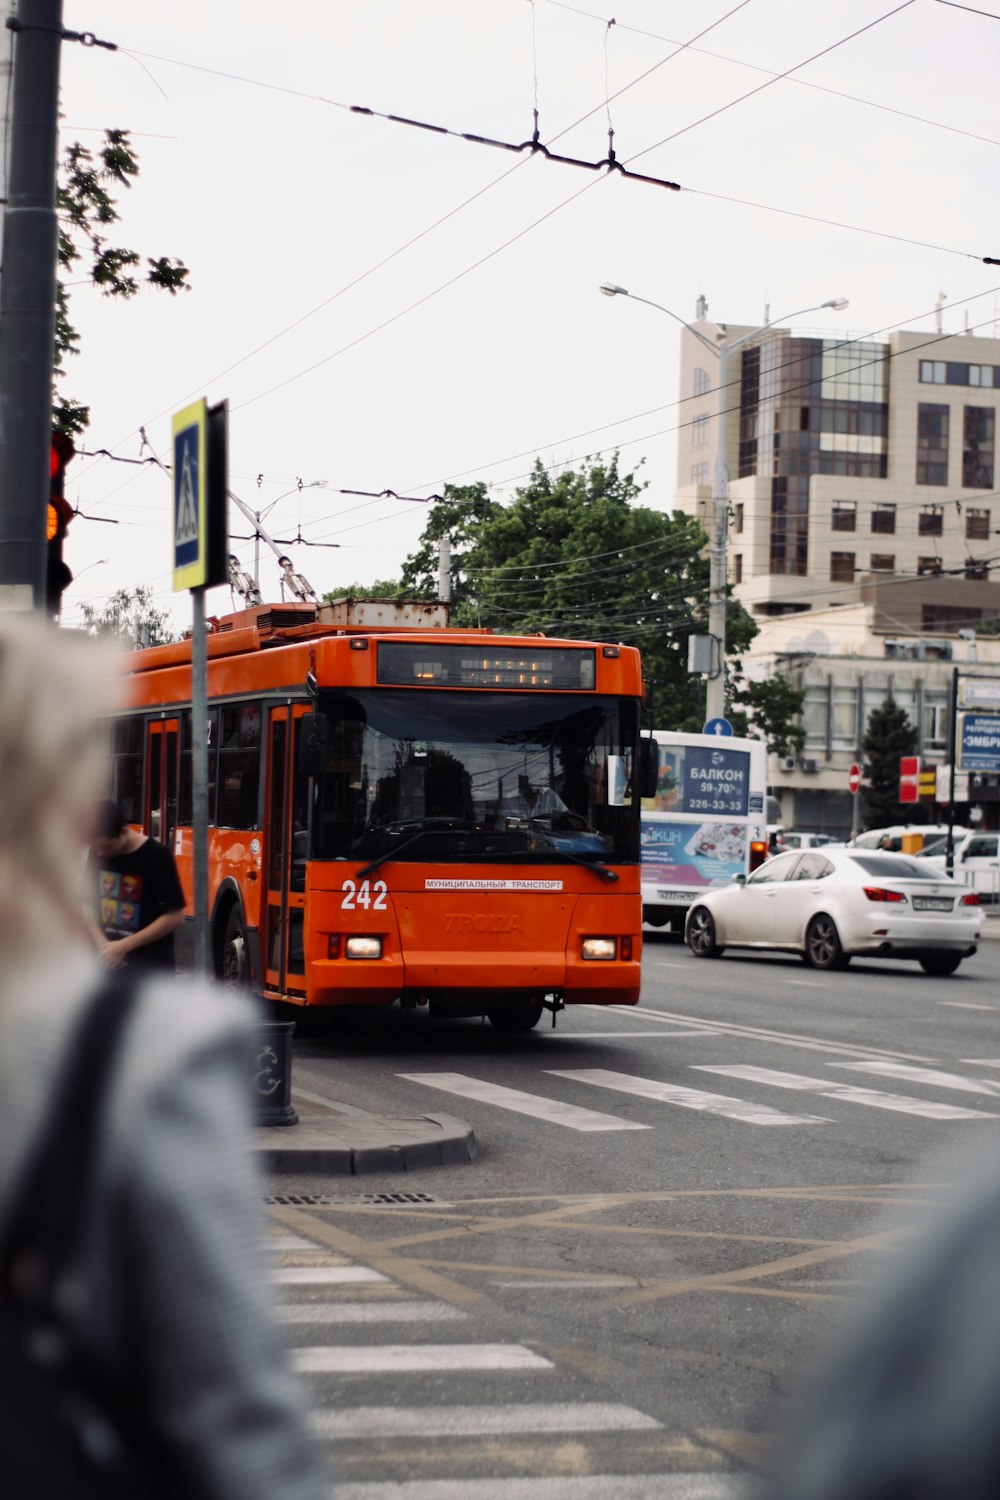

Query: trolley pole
left=0, top=0, right=63, bottom=608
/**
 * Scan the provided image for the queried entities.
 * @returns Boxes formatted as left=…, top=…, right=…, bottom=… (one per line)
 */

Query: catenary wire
left=546, top=0, right=1000, bottom=151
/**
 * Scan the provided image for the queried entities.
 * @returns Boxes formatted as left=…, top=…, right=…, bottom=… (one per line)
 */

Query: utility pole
left=0, top=0, right=64, bottom=609
left=705, top=344, right=729, bottom=722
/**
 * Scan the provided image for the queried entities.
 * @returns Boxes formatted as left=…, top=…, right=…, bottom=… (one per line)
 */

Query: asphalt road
left=265, top=935, right=1000, bottom=1498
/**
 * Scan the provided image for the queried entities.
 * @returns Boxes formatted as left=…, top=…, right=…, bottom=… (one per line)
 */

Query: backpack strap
left=1, top=969, right=141, bottom=1283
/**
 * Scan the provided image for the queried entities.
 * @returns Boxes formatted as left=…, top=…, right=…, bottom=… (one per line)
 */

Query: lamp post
left=599, top=285, right=848, bottom=721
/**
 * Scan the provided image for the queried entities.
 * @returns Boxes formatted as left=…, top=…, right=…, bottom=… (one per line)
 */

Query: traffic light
left=48, top=433, right=75, bottom=616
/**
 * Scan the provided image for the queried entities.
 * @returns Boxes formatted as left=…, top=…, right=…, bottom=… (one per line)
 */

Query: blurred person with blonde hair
left=0, top=612, right=326, bottom=1497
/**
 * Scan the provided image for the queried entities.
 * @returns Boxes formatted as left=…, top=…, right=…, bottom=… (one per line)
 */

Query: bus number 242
left=341, top=879, right=388, bottom=910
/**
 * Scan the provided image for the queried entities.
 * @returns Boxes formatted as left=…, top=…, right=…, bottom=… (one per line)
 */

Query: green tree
left=729, top=674, right=806, bottom=757
left=398, top=456, right=766, bottom=733
left=861, top=697, right=919, bottom=828
left=323, top=579, right=405, bottom=602
left=79, top=585, right=177, bottom=647
left=55, top=131, right=190, bottom=434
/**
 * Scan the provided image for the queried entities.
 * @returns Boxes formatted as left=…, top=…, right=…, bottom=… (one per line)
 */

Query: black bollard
left=253, top=1020, right=299, bottom=1126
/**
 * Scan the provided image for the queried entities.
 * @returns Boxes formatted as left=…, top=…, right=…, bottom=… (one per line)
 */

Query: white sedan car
left=685, top=848, right=983, bottom=976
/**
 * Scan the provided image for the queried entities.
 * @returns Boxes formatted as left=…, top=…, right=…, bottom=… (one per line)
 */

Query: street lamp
left=70, top=557, right=110, bottom=586
left=599, top=284, right=848, bottom=721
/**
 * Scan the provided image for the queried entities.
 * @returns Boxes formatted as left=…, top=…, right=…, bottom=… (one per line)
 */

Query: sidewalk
left=255, top=1089, right=476, bottom=1174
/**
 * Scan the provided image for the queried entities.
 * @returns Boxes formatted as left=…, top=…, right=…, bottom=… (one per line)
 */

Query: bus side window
left=216, top=703, right=262, bottom=828
left=178, top=709, right=219, bottom=827
left=111, top=714, right=143, bottom=825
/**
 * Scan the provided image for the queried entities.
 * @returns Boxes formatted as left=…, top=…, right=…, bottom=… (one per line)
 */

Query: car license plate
left=913, top=897, right=953, bottom=911
left=657, top=890, right=688, bottom=902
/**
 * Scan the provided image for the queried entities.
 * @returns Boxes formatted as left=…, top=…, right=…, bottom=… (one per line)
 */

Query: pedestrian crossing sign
left=172, top=399, right=208, bottom=590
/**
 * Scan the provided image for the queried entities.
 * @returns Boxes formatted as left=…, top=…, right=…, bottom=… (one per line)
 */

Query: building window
left=916, top=403, right=949, bottom=485
left=734, top=502, right=744, bottom=534
left=922, top=604, right=983, bottom=629
left=966, top=561, right=989, bottom=580
left=871, top=504, right=896, bottom=534
left=920, top=360, right=946, bottom=384
left=694, top=367, right=711, bottom=396
left=923, top=702, right=948, bottom=750
left=919, top=505, right=944, bottom=536
left=734, top=553, right=743, bottom=583
left=691, top=462, right=708, bottom=484
left=830, top=552, right=855, bottom=583
left=917, top=556, right=943, bottom=576
left=870, top=554, right=895, bottom=572
left=963, top=406, right=995, bottom=488
left=966, top=507, right=990, bottom=540
left=692, top=415, right=709, bottom=447
left=969, top=364, right=994, bottom=388
left=831, top=501, right=856, bottom=532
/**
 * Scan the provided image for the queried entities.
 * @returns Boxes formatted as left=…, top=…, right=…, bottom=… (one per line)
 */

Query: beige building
left=740, top=606, right=1000, bottom=837
left=675, top=309, right=1000, bottom=628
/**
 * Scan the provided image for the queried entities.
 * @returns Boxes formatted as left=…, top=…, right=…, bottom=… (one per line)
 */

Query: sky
left=46, top=0, right=1000, bottom=631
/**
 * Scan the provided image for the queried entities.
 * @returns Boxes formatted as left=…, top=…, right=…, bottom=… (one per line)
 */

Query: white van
left=921, top=831, right=1000, bottom=901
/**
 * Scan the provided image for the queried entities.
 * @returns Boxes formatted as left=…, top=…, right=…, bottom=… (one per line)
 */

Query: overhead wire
left=624, top=0, right=919, bottom=162
left=84, top=1, right=753, bottom=480
left=545, top=0, right=1000, bottom=151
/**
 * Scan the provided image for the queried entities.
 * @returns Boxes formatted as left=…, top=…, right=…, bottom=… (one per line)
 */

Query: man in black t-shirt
left=87, top=800, right=187, bottom=972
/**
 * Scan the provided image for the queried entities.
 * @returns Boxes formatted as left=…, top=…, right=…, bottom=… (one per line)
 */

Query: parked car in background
left=685, top=848, right=982, bottom=975
left=852, top=824, right=968, bottom=852
left=774, top=830, right=840, bottom=851
left=920, top=831, right=1000, bottom=902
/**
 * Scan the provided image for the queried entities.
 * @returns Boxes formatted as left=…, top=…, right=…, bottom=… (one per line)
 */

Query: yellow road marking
left=266, top=1204, right=484, bottom=1306
left=697, top=1429, right=773, bottom=1470
left=608, top=1225, right=909, bottom=1309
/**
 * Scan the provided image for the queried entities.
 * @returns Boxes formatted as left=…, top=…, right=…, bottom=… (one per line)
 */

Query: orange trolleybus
left=109, top=600, right=654, bottom=1030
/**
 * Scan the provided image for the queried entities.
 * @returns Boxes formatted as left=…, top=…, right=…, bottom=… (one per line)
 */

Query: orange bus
left=109, top=600, right=654, bottom=1030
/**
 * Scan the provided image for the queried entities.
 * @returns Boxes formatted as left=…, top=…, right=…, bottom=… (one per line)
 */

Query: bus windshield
left=313, top=689, right=640, bottom=865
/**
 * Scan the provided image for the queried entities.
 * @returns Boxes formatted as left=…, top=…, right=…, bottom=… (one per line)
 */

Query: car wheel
left=688, top=906, right=723, bottom=959
left=918, top=952, right=963, bottom=977
left=804, top=913, right=849, bottom=970
left=487, top=997, right=545, bottom=1031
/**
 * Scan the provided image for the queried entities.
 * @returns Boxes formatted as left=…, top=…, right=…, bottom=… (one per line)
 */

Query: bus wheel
left=487, top=996, right=545, bottom=1032
left=221, top=906, right=250, bottom=989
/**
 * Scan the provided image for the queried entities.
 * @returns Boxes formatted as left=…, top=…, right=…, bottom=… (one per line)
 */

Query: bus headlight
left=582, top=937, right=616, bottom=961
left=346, top=936, right=383, bottom=959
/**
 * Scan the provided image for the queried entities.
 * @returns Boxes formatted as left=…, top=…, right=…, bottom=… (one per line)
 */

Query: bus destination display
left=377, top=643, right=596, bottom=690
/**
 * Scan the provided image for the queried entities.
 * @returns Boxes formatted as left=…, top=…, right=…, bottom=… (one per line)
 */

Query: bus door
left=263, top=704, right=310, bottom=997
left=145, top=717, right=179, bottom=852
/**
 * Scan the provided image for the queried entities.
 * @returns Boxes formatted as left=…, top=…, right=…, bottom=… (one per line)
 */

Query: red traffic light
left=48, top=433, right=76, bottom=615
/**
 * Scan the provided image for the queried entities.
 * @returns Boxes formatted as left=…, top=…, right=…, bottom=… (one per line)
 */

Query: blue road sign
left=958, top=712, right=1000, bottom=773
left=702, top=717, right=734, bottom=737
left=172, top=398, right=208, bottom=591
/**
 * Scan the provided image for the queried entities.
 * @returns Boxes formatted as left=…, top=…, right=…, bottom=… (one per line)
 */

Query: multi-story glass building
left=676, top=312, right=1000, bottom=630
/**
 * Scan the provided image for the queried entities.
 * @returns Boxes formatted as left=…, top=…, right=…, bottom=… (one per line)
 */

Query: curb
left=254, top=1110, right=477, bottom=1175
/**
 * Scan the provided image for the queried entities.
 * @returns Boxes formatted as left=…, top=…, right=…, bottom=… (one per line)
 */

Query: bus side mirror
left=298, top=713, right=328, bottom=777
left=639, top=737, right=659, bottom=799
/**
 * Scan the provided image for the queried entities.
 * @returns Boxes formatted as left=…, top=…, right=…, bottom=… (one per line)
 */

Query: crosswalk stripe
left=278, top=1301, right=466, bottom=1325
left=694, top=1065, right=997, bottom=1120
left=294, top=1343, right=553, bottom=1373
left=398, top=1072, right=649, bottom=1132
left=962, top=1058, right=1000, bottom=1067
left=272, top=1266, right=388, bottom=1285
left=312, top=1402, right=661, bottom=1439
left=837, top=1060, right=1000, bottom=1096
left=548, top=1068, right=828, bottom=1126
left=330, top=1475, right=748, bottom=1499
left=265, top=1234, right=319, bottom=1251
